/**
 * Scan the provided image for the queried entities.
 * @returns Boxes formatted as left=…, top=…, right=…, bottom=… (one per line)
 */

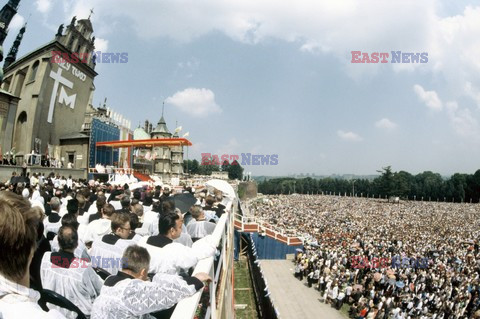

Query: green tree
left=227, top=160, right=244, bottom=180
left=375, top=166, right=395, bottom=197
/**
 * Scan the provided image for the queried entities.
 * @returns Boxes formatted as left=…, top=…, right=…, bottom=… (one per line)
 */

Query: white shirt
left=0, top=273, right=66, bottom=319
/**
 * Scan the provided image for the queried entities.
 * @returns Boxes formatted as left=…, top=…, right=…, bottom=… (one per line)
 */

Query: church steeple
left=151, top=102, right=172, bottom=138
left=56, top=15, right=96, bottom=69
left=0, top=0, right=20, bottom=46
left=3, top=21, right=25, bottom=69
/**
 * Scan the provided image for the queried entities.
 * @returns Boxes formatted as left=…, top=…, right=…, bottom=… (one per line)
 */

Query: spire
left=7, top=0, right=20, bottom=9
left=151, top=102, right=171, bottom=138
left=88, top=8, right=94, bottom=20
left=173, top=120, right=179, bottom=138
left=3, top=21, right=25, bottom=69
left=0, top=0, right=20, bottom=45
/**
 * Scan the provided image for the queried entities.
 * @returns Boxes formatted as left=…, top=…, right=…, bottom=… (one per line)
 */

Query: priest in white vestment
left=138, top=210, right=215, bottom=275
left=91, top=245, right=211, bottom=319
left=41, top=226, right=103, bottom=318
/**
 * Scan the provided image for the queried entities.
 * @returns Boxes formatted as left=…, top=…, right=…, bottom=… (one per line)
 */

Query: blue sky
left=7, top=0, right=480, bottom=176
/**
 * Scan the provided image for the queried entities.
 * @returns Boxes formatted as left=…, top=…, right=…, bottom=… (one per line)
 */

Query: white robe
left=0, top=274, right=66, bottom=319
left=90, top=273, right=199, bottom=319
left=43, top=217, right=61, bottom=237
left=82, top=219, right=111, bottom=244
left=186, top=220, right=216, bottom=239
left=138, top=235, right=216, bottom=274
left=89, top=238, right=136, bottom=275
left=173, top=232, right=193, bottom=247
left=40, top=252, right=103, bottom=317
left=135, top=211, right=159, bottom=236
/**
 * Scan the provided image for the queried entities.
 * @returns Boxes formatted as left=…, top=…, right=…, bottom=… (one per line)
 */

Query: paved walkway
left=260, top=260, right=347, bottom=319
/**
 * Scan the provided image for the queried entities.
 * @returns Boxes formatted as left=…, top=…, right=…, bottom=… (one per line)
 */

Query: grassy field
left=234, top=257, right=259, bottom=319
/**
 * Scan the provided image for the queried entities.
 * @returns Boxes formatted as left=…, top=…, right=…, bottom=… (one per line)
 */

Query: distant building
left=58, top=102, right=131, bottom=169
left=211, top=171, right=229, bottom=180
left=132, top=112, right=186, bottom=182
left=82, top=103, right=131, bottom=169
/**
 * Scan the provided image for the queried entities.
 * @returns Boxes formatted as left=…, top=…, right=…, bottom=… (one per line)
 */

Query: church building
left=1, top=9, right=97, bottom=165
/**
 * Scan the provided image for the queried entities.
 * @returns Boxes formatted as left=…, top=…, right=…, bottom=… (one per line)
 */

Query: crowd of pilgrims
left=0, top=172, right=229, bottom=318
left=249, top=195, right=480, bottom=319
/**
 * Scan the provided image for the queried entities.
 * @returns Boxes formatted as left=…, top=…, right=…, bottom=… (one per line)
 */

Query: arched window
left=17, top=111, right=27, bottom=123
left=14, top=111, right=28, bottom=154
left=29, top=61, right=39, bottom=82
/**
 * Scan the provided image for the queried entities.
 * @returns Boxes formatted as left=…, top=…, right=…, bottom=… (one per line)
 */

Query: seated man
left=0, top=191, right=64, bottom=318
left=41, top=226, right=103, bottom=317
left=202, top=195, right=220, bottom=223
left=127, top=213, right=142, bottom=242
left=82, top=203, right=115, bottom=245
left=91, top=245, right=211, bottom=319
left=89, top=212, right=136, bottom=275
left=186, top=205, right=216, bottom=242
left=138, top=210, right=215, bottom=275
left=44, top=196, right=62, bottom=240
left=51, top=213, right=90, bottom=260
left=86, top=195, right=106, bottom=224
left=131, top=203, right=158, bottom=236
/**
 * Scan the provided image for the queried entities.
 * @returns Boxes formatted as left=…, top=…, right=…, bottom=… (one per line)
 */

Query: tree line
left=183, top=159, right=244, bottom=180
left=258, top=166, right=480, bottom=203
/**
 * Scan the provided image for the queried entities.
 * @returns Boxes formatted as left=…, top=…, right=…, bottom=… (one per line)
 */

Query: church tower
left=55, top=14, right=96, bottom=69
left=0, top=0, right=20, bottom=45
left=3, top=21, right=25, bottom=69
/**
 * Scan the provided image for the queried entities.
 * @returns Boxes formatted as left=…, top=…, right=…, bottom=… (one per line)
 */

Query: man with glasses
left=90, top=213, right=136, bottom=275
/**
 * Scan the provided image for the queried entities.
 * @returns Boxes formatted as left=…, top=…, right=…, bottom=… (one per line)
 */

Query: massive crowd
left=0, top=171, right=230, bottom=318
left=249, top=195, right=480, bottom=319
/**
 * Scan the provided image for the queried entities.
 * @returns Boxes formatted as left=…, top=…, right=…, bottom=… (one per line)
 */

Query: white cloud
left=35, top=0, right=52, bottom=13
left=375, top=118, right=397, bottom=130
left=413, top=84, right=443, bottom=111
left=445, top=101, right=480, bottom=140
left=62, top=1, right=480, bottom=82
left=9, top=14, right=25, bottom=30
left=464, top=81, right=480, bottom=108
left=94, top=38, right=109, bottom=53
left=175, top=58, right=200, bottom=78
left=165, top=88, right=222, bottom=117
left=337, top=130, right=363, bottom=142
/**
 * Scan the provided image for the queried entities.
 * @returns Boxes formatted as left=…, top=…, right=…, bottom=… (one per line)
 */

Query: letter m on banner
left=47, top=68, right=77, bottom=123
left=58, top=86, right=76, bottom=109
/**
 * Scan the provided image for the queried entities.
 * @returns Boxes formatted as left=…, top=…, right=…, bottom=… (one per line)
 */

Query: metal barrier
left=170, top=200, right=236, bottom=319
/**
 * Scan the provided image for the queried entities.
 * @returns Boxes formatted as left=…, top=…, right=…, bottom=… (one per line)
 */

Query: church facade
left=1, top=14, right=97, bottom=165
